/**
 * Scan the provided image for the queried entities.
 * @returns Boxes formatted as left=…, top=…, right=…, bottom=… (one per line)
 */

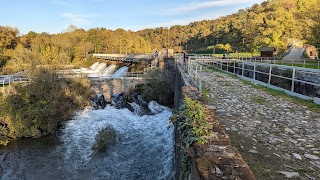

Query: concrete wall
left=90, top=78, right=144, bottom=101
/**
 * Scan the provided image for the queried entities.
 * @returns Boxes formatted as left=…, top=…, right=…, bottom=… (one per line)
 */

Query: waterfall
left=113, top=66, right=129, bottom=78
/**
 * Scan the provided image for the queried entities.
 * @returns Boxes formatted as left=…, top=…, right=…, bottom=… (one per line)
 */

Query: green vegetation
left=251, top=96, right=269, bottom=105
left=170, top=98, right=212, bottom=179
left=92, top=126, right=117, bottom=152
left=253, top=84, right=320, bottom=111
left=203, top=63, right=320, bottom=110
left=1, top=0, right=319, bottom=74
left=201, top=86, right=212, bottom=103
left=273, top=61, right=320, bottom=69
left=0, top=69, right=92, bottom=146
left=138, top=0, right=320, bottom=53
left=137, top=68, right=174, bottom=106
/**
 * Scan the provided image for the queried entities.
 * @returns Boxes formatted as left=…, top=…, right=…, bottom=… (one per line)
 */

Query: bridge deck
left=93, top=54, right=154, bottom=62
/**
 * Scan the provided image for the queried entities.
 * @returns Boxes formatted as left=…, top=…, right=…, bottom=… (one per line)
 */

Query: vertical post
left=227, top=61, right=229, bottom=72
left=233, top=61, right=236, bottom=74
left=2, top=79, right=4, bottom=95
left=195, top=64, right=198, bottom=80
left=268, top=66, right=272, bottom=85
left=253, top=63, right=256, bottom=80
left=242, top=62, right=244, bottom=76
left=199, top=65, right=202, bottom=93
left=291, top=68, right=296, bottom=92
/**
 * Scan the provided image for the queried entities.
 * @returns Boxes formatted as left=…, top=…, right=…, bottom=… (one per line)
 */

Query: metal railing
left=196, top=58, right=320, bottom=103
left=1, top=75, right=30, bottom=95
left=176, top=57, right=202, bottom=93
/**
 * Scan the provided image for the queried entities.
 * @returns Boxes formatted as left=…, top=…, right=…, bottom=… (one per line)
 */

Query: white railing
left=197, top=58, right=320, bottom=104
left=176, top=57, right=202, bottom=93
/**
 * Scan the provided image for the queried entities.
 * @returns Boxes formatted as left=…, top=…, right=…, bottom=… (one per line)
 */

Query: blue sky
left=1, top=0, right=265, bottom=34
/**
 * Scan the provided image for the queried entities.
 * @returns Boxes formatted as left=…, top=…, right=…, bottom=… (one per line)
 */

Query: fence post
left=291, top=68, right=296, bottom=92
left=195, top=64, right=198, bottom=80
left=233, top=61, right=236, bottom=74
left=227, top=61, right=229, bottom=72
left=2, top=79, right=4, bottom=94
left=242, top=62, right=244, bottom=76
left=199, top=65, right=202, bottom=93
left=253, top=63, right=256, bottom=80
left=268, top=66, right=272, bottom=85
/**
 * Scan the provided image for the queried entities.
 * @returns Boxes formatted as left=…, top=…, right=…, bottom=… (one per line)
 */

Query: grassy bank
left=0, top=69, right=93, bottom=146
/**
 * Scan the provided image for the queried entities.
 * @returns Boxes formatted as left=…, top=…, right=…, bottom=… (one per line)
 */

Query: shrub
left=170, top=98, right=212, bottom=179
left=92, top=126, right=117, bottom=152
left=138, top=68, right=174, bottom=106
left=0, top=68, right=92, bottom=146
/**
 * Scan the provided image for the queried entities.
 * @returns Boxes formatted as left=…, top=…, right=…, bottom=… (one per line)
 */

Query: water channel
left=0, top=102, right=174, bottom=180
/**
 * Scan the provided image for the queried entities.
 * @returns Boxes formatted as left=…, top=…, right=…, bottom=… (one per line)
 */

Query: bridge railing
left=176, top=58, right=202, bottom=93
left=196, top=58, right=320, bottom=104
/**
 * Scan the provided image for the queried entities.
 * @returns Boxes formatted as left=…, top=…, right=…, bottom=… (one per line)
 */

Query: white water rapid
left=0, top=101, right=175, bottom=180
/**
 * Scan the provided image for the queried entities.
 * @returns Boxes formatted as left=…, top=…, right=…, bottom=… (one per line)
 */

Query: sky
left=1, top=0, right=265, bottom=34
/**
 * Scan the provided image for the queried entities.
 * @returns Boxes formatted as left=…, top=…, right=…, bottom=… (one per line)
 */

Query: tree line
left=0, top=0, right=319, bottom=74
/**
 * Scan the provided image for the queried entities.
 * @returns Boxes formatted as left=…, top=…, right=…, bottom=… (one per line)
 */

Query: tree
left=0, top=26, right=19, bottom=55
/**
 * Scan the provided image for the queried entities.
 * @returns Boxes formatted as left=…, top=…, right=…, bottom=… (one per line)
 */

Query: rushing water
left=112, top=66, right=129, bottom=78
left=0, top=102, right=174, bottom=180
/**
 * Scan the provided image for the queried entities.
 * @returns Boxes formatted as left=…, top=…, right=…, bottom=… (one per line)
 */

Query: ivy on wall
left=170, top=98, right=212, bottom=179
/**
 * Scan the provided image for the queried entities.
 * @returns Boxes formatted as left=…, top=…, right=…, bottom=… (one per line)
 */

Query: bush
left=138, top=68, right=174, bottom=106
left=92, top=126, right=117, bottom=152
left=0, top=68, right=92, bottom=146
left=170, top=98, right=212, bottom=179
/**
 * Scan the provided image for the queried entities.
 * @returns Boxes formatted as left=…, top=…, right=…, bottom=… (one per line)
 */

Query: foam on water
left=60, top=103, right=174, bottom=179
left=0, top=101, right=174, bottom=179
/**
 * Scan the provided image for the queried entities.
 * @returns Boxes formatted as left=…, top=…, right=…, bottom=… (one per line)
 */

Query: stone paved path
left=202, top=69, right=320, bottom=180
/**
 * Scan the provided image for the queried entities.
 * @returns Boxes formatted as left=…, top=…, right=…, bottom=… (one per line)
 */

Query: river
left=0, top=102, right=174, bottom=180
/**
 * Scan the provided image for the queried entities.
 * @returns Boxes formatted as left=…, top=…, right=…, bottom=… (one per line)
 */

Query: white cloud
left=62, top=13, right=95, bottom=25
left=165, top=0, right=260, bottom=15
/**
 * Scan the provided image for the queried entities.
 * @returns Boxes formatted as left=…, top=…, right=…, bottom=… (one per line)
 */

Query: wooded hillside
left=0, top=0, right=319, bottom=73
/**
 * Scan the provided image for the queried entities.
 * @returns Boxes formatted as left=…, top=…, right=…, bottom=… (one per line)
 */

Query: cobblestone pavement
left=202, top=69, right=320, bottom=180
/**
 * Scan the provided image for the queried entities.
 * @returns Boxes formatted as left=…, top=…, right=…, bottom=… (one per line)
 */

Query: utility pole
left=167, top=27, right=169, bottom=49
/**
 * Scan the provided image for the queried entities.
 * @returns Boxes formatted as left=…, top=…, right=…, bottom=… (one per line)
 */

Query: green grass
left=251, top=96, right=269, bottom=105
left=276, top=63, right=319, bottom=69
left=201, top=86, right=213, bottom=103
left=253, top=84, right=320, bottom=111
left=202, top=64, right=320, bottom=111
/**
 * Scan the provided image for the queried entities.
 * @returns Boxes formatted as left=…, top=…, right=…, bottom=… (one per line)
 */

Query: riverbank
left=0, top=69, right=92, bottom=146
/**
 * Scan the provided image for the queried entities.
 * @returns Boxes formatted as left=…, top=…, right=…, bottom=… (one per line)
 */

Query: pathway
left=202, top=68, right=320, bottom=180
left=283, top=47, right=305, bottom=61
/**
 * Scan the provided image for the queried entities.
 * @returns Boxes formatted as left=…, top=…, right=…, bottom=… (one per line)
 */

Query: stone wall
left=183, top=86, right=256, bottom=180
left=90, top=78, right=144, bottom=101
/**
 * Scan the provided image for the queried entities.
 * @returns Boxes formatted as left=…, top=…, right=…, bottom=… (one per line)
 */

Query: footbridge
left=93, top=53, right=154, bottom=63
